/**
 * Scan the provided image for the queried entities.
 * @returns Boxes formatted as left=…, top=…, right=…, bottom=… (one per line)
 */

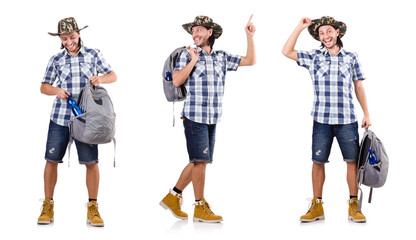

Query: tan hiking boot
left=160, top=189, right=188, bottom=220
left=348, top=197, right=366, bottom=223
left=38, top=198, right=54, bottom=224
left=193, top=198, right=223, bottom=223
left=86, top=201, right=104, bottom=227
left=300, top=197, right=325, bottom=222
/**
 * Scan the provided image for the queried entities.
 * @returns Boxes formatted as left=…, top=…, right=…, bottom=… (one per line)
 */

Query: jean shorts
left=44, top=120, right=98, bottom=165
left=183, top=117, right=216, bottom=163
left=312, top=121, right=359, bottom=164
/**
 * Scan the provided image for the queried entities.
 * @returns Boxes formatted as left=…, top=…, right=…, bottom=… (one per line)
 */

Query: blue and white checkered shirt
left=297, top=48, right=365, bottom=125
left=42, top=45, right=113, bottom=126
left=175, top=47, right=241, bottom=124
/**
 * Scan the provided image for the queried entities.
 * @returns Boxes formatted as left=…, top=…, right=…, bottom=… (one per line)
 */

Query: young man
left=282, top=16, right=371, bottom=222
left=38, top=17, right=117, bottom=226
left=160, top=15, right=256, bottom=223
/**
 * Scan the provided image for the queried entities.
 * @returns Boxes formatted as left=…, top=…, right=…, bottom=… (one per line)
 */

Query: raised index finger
left=247, top=14, right=253, bottom=25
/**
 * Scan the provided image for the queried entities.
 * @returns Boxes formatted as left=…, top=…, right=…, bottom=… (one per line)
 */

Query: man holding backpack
left=160, top=15, right=256, bottom=222
left=38, top=17, right=117, bottom=226
left=282, top=16, right=371, bottom=222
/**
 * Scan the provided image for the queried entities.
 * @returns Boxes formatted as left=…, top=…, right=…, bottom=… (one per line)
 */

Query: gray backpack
left=162, top=46, right=193, bottom=126
left=162, top=46, right=187, bottom=102
left=357, top=129, right=389, bottom=211
left=68, top=83, right=116, bottom=166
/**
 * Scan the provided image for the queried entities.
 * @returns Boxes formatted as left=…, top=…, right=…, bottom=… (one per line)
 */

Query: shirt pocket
left=315, top=61, right=330, bottom=77
left=193, top=60, right=206, bottom=79
left=56, top=63, right=71, bottom=83
left=80, top=62, right=95, bottom=79
left=338, top=62, right=351, bottom=79
left=213, top=60, right=225, bottom=78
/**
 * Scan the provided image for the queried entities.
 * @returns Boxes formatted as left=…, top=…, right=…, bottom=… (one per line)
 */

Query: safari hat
left=182, top=16, right=222, bottom=39
left=308, top=16, right=346, bottom=41
left=48, top=17, right=88, bottom=36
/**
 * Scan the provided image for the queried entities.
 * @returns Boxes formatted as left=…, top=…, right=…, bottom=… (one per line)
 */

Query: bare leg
left=174, top=163, right=193, bottom=191
left=86, top=163, right=100, bottom=199
left=44, top=161, right=58, bottom=199
left=312, top=162, right=325, bottom=198
left=346, top=161, right=358, bottom=196
left=192, top=162, right=207, bottom=200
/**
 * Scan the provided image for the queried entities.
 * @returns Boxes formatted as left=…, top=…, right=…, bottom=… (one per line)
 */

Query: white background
left=0, top=0, right=414, bottom=239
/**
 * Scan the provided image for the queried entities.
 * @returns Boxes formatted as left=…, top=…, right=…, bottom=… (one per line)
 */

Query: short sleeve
left=174, top=51, right=189, bottom=72
left=95, top=50, right=113, bottom=75
left=297, top=50, right=316, bottom=70
left=351, top=52, right=365, bottom=81
left=42, top=56, right=57, bottom=85
left=225, top=52, right=241, bottom=71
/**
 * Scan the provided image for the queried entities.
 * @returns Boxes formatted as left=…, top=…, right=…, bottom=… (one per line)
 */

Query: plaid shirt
left=175, top=47, right=241, bottom=124
left=297, top=48, right=365, bottom=125
left=42, top=45, right=113, bottom=126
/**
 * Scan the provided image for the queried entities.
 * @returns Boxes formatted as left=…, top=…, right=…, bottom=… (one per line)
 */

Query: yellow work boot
left=193, top=198, right=223, bottom=223
left=348, top=197, right=366, bottom=223
left=160, top=189, right=188, bottom=220
left=300, top=197, right=325, bottom=222
left=86, top=201, right=104, bottom=227
left=38, top=198, right=54, bottom=224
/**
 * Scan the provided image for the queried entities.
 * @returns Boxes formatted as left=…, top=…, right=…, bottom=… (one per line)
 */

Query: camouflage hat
left=48, top=17, right=88, bottom=36
left=182, top=16, right=223, bottom=39
left=308, top=16, right=347, bottom=41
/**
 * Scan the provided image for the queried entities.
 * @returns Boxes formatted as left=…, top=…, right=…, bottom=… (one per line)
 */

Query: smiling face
left=318, top=25, right=340, bottom=50
left=191, top=26, right=212, bottom=48
left=59, top=31, right=80, bottom=55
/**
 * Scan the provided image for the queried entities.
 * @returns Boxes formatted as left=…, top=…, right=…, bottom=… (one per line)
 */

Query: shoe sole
left=193, top=217, right=223, bottom=223
left=159, top=201, right=188, bottom=220
left=87, top=219, right=104, bottom=227
left=300, top=215, right=325, bottom=222
left=348, top=216, right=366, bottom=223
left=37, top=217, right=54, bottom=225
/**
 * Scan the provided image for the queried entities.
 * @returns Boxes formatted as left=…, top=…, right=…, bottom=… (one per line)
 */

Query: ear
left=336, top=28, right=340, bottom=36
left=208, top=28, right=213, bottom=36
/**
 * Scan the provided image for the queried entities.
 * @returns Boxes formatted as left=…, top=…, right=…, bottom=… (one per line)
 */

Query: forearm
left=240, top=36, right=256, bottom=66
left=355, top=82, right=370, bottom=117
left=99, top=71, right=117, bottom=84
left=40, top=83, right=70, bottom=99
left=172, top=59, right=197, bottom=87
left=40, top=83, right=60, bottom=96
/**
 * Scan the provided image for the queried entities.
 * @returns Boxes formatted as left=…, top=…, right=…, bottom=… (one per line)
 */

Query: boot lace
left=306, top=198, right=322, bottom=213
left=348, top=198, right=360, bottom=214
left=86, top=202, right=101, bottom=218
left=39, top=198, right=52, bottom=214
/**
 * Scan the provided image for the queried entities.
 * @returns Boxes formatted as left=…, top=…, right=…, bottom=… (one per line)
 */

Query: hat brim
left=182, top=22, right=223, bottom=39
left=308, top=19, right=346, bottom=41
left=48, top=25, right=88, bottom=36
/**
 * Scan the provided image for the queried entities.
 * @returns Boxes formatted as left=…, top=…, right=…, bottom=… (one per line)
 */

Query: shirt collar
left=323, top=47, right=345, bottom=56
left=196, top=46, right=215, bottom=56
left=63, top=44, right=86, bottom=57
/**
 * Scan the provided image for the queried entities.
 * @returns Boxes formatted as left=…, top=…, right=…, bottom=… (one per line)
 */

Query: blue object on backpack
left=368, top=149, right=378, bottom=165
left=165, top=71, right=172, bottom=81
left=67, top=94, right=83, bottom=116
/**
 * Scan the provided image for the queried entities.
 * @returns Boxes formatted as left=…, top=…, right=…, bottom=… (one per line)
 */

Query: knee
left=45, top=161, right=58, bottom=168
left=85, top=163, right=98, bottom=170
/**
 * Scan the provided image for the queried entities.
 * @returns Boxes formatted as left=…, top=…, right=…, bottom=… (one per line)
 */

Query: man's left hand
left=245, top=14, right=256, bottom=37
left=89, top=76, right=101, bottom=86
left=362, top=116, right=371, bottom=129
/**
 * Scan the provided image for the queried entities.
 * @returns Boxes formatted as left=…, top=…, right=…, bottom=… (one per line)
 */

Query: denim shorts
left=183, top=117, right=216, bottom=164
left=312, top=121, right=359, bottom=164
left=44, top=120, right=98, bottom=165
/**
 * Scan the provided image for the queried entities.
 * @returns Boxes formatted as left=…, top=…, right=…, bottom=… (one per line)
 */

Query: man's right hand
left=186, top=46, right=199, bottom=63
left=297, top=17, right=313, bottom=30
left=56, top=88, right=70, bottom=100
